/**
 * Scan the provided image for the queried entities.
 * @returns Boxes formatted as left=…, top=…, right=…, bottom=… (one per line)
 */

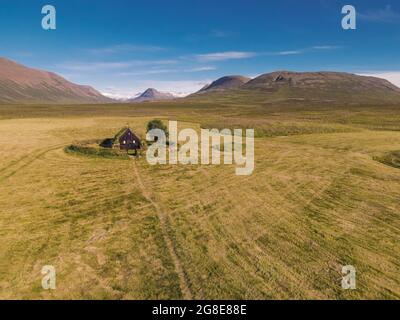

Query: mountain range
left=1, top=57, right=400, bottom=105
left=193, top=72, right=400, bottom=104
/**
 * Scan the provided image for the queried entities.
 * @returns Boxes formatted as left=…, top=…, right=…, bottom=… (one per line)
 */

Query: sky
left=0, top=0, right=400, bottom=98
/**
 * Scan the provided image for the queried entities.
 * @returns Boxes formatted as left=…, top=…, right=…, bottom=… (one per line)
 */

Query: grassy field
left=0, top=100, right=399, bottom=299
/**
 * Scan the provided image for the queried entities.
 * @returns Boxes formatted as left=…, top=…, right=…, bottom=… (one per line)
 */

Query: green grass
left=65, top=143, right=130, bottom=160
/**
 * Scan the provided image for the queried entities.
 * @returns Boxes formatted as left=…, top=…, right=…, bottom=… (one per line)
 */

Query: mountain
left=197, top=75, right=250, bottom=93
left=128, top=88, right=175, bottom=103
left=191, top=71, right=400, bottom=104
left=243, top=71, right=400, bottom=103
left=0, top=57, right=113, bottom=104
left=244, top=71, right=399, bottom=92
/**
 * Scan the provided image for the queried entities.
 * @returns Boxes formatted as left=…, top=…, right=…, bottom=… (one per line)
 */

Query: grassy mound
left=65, top=140, right=130, bottom=160
left=374, top=151, right=400, bottom=169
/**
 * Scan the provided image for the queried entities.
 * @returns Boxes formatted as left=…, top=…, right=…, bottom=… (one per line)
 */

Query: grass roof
left=113, top=127, right=129, bottom=141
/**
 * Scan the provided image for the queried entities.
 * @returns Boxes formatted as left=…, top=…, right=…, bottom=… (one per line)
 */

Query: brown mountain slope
left=197, top=75, right=250, bottom=93
left=0, top=57, right=113, bottom=104
left=241, top=71, right=400, bottom=103
left=244, top=71, right=398, bottom=91
left=189, top=71, right=400, bottom=105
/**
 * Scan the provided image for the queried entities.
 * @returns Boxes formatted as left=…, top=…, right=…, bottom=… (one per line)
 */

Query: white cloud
left=116, top=69, right=173, bottom=76
left=192, top=46, right=339, bottom=62
left=86, top=44, right=166, bottom=54
left=267, top=46, right=341, bottom=56
left=358, top=71, right=400, bottom=88
left=56, top=59, right=178, bottom=72
left=195, top=51, right=257, bottom=62
left=274, top=50, right=302, bottom=56
left=115, top=66, right=216, bottom=76
left=64, top=45, right=339, bottom=73
left=57, top=61, right=133, bottom=71
left=184, top=66, right=216, bottom=72
left=313, top=45, right=342, bottom=50
left=359, top=5, right=400, bottom=23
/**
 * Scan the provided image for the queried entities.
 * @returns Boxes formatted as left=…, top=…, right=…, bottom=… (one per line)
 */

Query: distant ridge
left=0, top=57, right=113, bottom=104
left=127, top=88, right=175, bottom=103
left=197, top=75, right=250, bottom=93
left=191, top=71, right=400, bottom=104
left=243, top=71, right=400, bottom=92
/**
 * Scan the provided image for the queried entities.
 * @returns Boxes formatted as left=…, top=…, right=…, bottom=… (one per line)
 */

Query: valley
left=0, top=101, right=399, bottom=299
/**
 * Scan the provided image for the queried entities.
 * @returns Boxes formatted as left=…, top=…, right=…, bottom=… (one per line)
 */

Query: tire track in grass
left=132, top=160, right=193, bottom=300
left=0, top=147, right=50, bottom=174
left=0, top=144, right=65, bottom=182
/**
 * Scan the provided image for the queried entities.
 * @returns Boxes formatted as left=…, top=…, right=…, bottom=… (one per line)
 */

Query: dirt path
left=132, top=161, right=193, bottom=300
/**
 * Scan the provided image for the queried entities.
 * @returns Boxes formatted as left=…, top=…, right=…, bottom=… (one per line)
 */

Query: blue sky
left=0, top=0, right=400, bottom=98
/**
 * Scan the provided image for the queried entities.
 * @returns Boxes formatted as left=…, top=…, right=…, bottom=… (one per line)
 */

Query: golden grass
left=0, top=104, right=399, bottom=299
